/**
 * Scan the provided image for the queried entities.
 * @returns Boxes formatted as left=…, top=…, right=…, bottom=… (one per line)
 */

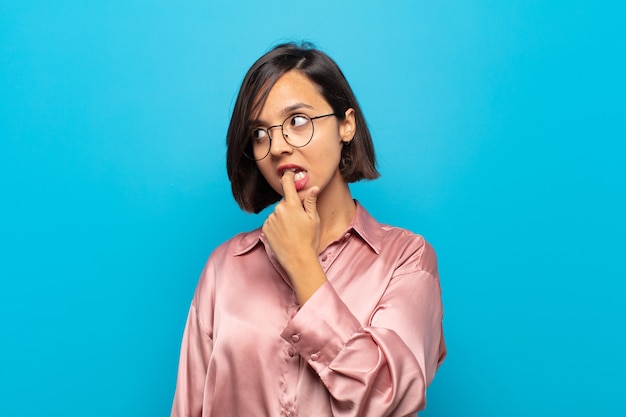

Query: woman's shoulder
left=194, top=228, right=264, bottom=291
left=356, top=203, right=437, bottom=276
left=209, top=227, right=264, bottom=260
left=380, top=221, right=434, bottom=254
left=356, top=202, right=431, bottom=249
left=380, top=221, right=427, bottom=241
left=380, top=224, right=438, bottom=278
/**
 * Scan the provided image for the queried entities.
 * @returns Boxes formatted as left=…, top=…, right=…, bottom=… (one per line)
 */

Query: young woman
left=171, top=42, right=446, bottom=417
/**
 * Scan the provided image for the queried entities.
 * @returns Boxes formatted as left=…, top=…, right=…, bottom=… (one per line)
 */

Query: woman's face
left=253, top=70, right=355, bottom=202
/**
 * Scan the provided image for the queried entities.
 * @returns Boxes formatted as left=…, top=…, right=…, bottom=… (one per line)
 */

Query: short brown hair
left=226, top=42, right=380, bottom=213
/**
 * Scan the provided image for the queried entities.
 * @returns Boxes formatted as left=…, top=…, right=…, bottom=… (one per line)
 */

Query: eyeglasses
left=244, top=113, right=336, bottom=161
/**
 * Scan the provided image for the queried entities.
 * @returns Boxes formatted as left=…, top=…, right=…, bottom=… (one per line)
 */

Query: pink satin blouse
left=171, top=202, right=446, bottom=416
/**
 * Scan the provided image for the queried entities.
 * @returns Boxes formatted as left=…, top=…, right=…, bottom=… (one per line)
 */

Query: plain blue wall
left=1, top=1, right=624, bottom=416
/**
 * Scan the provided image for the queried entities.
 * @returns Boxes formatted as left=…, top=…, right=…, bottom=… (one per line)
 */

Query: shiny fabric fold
left=171, top=202, right=446, bottom=417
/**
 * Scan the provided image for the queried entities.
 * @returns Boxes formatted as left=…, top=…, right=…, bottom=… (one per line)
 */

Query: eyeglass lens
left=248, top=114, right=315, bottom=160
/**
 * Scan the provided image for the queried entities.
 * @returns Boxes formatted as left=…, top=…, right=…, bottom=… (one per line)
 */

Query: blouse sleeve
left=171, top=266, right=215, bottom=417
left=280, top=240, right=446, bottom=416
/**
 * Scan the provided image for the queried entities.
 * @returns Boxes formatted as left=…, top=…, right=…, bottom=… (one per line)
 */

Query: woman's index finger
left=280, top=171, right=300, bottom=204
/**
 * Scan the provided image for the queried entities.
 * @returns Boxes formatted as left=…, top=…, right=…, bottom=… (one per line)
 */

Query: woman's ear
left=339, top=108, right=356, bottom=143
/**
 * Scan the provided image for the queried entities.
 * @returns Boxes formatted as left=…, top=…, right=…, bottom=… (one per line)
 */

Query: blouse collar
left=232, top=200, right=382, bottom=256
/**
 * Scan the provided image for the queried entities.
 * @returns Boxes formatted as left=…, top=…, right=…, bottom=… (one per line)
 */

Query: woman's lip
left=277, top=165, right=309, bottom=192
left=277, top=164, right=306, bottom=177
left=293, top=171, right=309, bottom=191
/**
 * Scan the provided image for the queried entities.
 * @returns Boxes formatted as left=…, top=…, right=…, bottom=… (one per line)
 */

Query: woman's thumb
left=303, top=186, right=319, bottom=216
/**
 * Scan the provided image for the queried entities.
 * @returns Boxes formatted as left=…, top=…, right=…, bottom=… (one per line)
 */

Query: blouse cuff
left=280, top=281, right=362, bottom=372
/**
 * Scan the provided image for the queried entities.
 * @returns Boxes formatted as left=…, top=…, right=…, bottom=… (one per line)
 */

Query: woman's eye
left=252, top=128, right=267, bottom=141
left=289, top=115, right=310, bottom=128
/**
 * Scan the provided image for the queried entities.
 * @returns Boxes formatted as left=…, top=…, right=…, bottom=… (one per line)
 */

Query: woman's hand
left=262, top=171, right=326, bottom=304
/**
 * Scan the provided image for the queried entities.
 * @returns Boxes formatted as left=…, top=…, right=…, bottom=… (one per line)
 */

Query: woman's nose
left=268, top=130, right=293, bottom=156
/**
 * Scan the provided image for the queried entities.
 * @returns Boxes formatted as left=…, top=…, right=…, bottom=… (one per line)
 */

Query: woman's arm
left=171, top=267, right=215, bottom=417
left=281, top=250, right=445, bottom=416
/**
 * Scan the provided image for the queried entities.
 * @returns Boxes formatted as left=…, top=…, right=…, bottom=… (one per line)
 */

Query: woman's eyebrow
left=280, top=102, right=314, bottom=115
left=249, top=103, right=316, bottom=126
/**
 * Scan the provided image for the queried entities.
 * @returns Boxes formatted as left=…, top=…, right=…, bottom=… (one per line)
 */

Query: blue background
left=1, top=1, right=624, bottom=416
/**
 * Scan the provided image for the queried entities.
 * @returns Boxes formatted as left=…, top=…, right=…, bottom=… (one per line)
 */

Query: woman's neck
left=315, top=182, right=355, bottom=252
